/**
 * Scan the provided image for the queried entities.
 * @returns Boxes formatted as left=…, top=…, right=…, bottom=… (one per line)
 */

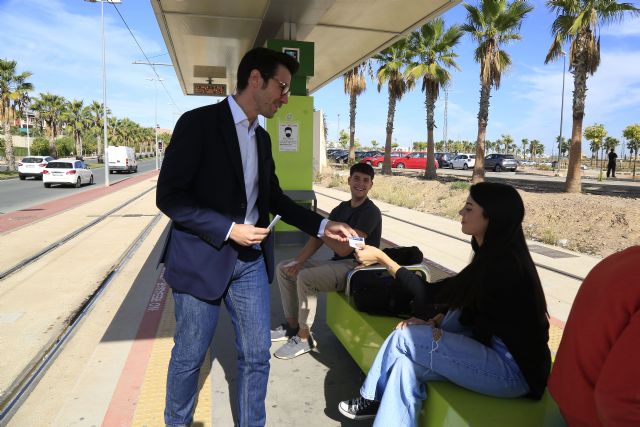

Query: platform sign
left=193, top=83, right=226, bottom=96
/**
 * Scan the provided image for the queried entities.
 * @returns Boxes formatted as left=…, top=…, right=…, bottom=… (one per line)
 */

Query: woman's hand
left=395, top=317, right=429, bottom=330
left=354, top=245, right=384, bottom=267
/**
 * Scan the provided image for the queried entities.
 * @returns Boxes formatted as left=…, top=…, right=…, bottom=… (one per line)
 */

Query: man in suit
left=156, top=47, right=356, bottom=427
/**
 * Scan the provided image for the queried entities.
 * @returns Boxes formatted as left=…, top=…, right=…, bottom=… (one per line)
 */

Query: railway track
left=0, top=186, right=163, bottom=423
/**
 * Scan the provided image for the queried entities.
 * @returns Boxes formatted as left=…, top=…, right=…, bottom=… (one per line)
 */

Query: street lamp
left=557, top=50, right=567, bottom=174
left=85, top=0, right=121, bottom=187
left=146, top=77, right=163, bottom=170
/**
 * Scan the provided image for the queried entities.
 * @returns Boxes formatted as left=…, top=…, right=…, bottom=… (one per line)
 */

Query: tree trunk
left=424, top=86, right=437, bottom=180
left=48, top=121, right=58, bottom=158
left=348, top=91, right=357, bottom=165
left=472, top=82, right=491, bottom=183
left=3, top=121, right=17, bottom=171
left=564, top=32, right=590, bottom=193
left=381, top=93, right=397, bottom=176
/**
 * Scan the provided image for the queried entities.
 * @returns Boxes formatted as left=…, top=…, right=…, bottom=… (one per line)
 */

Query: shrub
left=56, top=136, right=75, bottom=157
left=30, top=137, right=50, bottom=155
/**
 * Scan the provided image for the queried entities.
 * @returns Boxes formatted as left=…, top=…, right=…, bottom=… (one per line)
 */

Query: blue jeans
left=361, top=310, right=529, bottom=427
left=165, top=256, right=271, bottom=427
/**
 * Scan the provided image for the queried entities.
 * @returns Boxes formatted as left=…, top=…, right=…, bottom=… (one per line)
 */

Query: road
left=0, top=158, right=159, bottom=214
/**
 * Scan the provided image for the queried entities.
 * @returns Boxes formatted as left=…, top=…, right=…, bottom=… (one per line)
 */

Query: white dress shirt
left=225, top=96, right=328, bottom=240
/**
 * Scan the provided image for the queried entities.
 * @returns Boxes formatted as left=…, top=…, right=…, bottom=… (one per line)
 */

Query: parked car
left=484, top=153, right=518, bottom=171
left=42, top=159, right=94, bottom=188
left=450, top=153, right=476, bottom=170
left=328, top=149, right=348, bottom=162
left=391, top=152, right=439, bottom=169
left=335, top=150, right=366, bottom=164
left=360, top=151, right=408, bottom=167
left=17, top=156, right=54, bottom=180
left=434, top=152, right=455, bottom=169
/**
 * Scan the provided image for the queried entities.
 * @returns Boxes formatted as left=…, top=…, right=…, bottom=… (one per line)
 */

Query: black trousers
left=607, top=161, right=616, bottom=177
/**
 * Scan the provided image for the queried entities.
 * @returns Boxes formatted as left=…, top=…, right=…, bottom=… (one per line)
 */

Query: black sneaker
left=270, top=323, right=299, bottom=342
left=338, top=396, right=379, bottom=420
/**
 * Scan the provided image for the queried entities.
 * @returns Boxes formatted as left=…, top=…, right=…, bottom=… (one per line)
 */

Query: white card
left=348, top=236, right=365, bottom=248
left=267, top=214, right=282, bottom=231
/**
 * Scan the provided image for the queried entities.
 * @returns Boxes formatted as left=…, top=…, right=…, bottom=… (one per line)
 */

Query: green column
left=266, top=40, right=316, bottom=240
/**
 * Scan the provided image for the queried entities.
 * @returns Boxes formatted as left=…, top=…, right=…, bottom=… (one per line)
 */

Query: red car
left=360, top=152, right=408, bottom=167
left=391, top=152, right=439, bottom=169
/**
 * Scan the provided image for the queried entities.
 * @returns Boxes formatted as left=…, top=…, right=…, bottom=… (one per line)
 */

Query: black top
left=608, top=151, right=618, bottom=163
left=396, top=253, right=551, bottom=400
left=328, top=198, right=382, bottom=260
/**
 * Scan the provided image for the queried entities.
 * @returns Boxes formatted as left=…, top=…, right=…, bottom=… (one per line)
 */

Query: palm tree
left=343, top=62, right=369, bottom=165
left=406, top=18, right=463, bottom=179
left=462, top=0, right=534, bottom=183
left=623, top=124, right=640, bottom=179
left=521, top=138, right=529, bottom=159
left=63, top=99, right=91, bottom=156
left=546, top=0, right=639, bottom=192
left=373, top=39, right=414, bottom=175
left=0, top=59, right=34, bottom=170
left=87, top=100, right=107, bottom=158
left=31, top=93, right=67, bottom=158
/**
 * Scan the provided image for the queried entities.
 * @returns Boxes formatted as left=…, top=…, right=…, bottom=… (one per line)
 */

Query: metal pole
left=557, top=52, right=566, bottom=173
left=26, top=111, right=30, bottom=157
left=154, top=79, right=159, bottom=170
left=101, top=0, right=110, bottom=186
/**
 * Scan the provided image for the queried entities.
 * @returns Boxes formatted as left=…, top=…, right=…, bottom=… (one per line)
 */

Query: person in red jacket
left=549, top=246, right=640, bottom=426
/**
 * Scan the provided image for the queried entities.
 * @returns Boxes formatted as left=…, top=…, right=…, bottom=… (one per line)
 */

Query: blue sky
left=1, top=0, right=639, bottom=156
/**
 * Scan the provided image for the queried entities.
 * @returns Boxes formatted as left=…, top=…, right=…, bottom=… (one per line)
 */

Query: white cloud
left=0, top=0, right=197, bottom=129
left=600, top=16, right=640, bottom=37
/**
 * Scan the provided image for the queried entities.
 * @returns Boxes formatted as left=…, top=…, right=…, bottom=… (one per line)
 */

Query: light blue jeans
left=360, top=310, right=529, bottom=427
left=165, top=256, right=271, bottom=427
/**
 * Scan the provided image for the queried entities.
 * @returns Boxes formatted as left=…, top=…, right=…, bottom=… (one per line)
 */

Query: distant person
left=338, top=182, right=551, bottom=425
left=607, top=148, right=618, bottom=178
left=549, top=246, right=640, bottom=427
left=156, top=47, right=356, bottom=427
left=271, top=163, right=382, bottom=359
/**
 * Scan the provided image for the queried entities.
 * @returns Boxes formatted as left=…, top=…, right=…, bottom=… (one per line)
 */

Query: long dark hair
left=445, top=182, right=547, bottom=315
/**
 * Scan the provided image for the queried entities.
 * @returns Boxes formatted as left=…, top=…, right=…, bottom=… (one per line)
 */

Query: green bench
left=326, top=289, right=566, bottom=426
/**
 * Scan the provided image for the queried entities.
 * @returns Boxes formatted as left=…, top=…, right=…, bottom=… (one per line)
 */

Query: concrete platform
left=2, top=180, right=609, bottom=426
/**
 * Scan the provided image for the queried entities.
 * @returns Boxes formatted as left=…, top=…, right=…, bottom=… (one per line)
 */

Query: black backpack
left=348, top=267, right=414, bottom=318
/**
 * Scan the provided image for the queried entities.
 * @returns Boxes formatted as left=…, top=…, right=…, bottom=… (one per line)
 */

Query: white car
left=17, top=156, right=54, bottom=180
left=43, top=159, right=94, bottom=188
left=450, top=154, right=476, bottom=170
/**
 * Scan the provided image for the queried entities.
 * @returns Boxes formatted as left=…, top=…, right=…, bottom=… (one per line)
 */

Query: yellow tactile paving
left=548, top=323, right=564, bottom=356
left=131, top=293, right=212, bottom=427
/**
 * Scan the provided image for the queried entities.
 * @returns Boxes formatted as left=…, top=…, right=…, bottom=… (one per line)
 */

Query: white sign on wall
left=279, top=123, right=299, bottom=152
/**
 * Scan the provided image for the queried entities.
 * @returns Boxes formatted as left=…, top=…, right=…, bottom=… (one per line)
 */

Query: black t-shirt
left=608, top=151, right=618, bottom=163
left=328, top=198, right=382, bottom=260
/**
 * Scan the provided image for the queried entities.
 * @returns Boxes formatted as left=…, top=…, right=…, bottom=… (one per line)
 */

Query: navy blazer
left=156, top=99, right=323, bottom=300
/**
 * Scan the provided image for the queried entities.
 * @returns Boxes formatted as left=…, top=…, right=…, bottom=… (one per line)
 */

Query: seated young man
left=271, top=163, right=382, bottom=359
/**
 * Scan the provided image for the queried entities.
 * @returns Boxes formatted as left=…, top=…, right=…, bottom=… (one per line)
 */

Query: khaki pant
left=276, top=258, right=356, bottom=330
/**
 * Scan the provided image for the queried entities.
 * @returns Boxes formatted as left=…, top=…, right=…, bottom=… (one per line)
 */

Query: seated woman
left=338, top=182, right=551, bottom=426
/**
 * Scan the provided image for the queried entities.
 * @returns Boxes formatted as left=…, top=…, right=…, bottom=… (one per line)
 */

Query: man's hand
left=229, top=224, right=269, bottom=246
left=323, top=220, right=357, bottom=242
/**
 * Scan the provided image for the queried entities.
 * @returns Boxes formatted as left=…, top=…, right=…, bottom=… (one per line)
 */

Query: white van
left=107, top=145, right=137, bottom=173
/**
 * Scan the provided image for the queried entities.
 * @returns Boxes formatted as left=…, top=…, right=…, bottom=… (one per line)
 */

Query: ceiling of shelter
left=150, top=0, right=460, bottom=96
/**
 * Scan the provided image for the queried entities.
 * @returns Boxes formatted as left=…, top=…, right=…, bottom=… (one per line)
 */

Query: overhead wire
left=110, top=2, right=181, bottom=115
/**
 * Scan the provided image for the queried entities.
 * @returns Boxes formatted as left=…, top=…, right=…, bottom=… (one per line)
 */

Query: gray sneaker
left=273, top=335, right=315, bottom=359
left=270, top=323, right=299, bottom=342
